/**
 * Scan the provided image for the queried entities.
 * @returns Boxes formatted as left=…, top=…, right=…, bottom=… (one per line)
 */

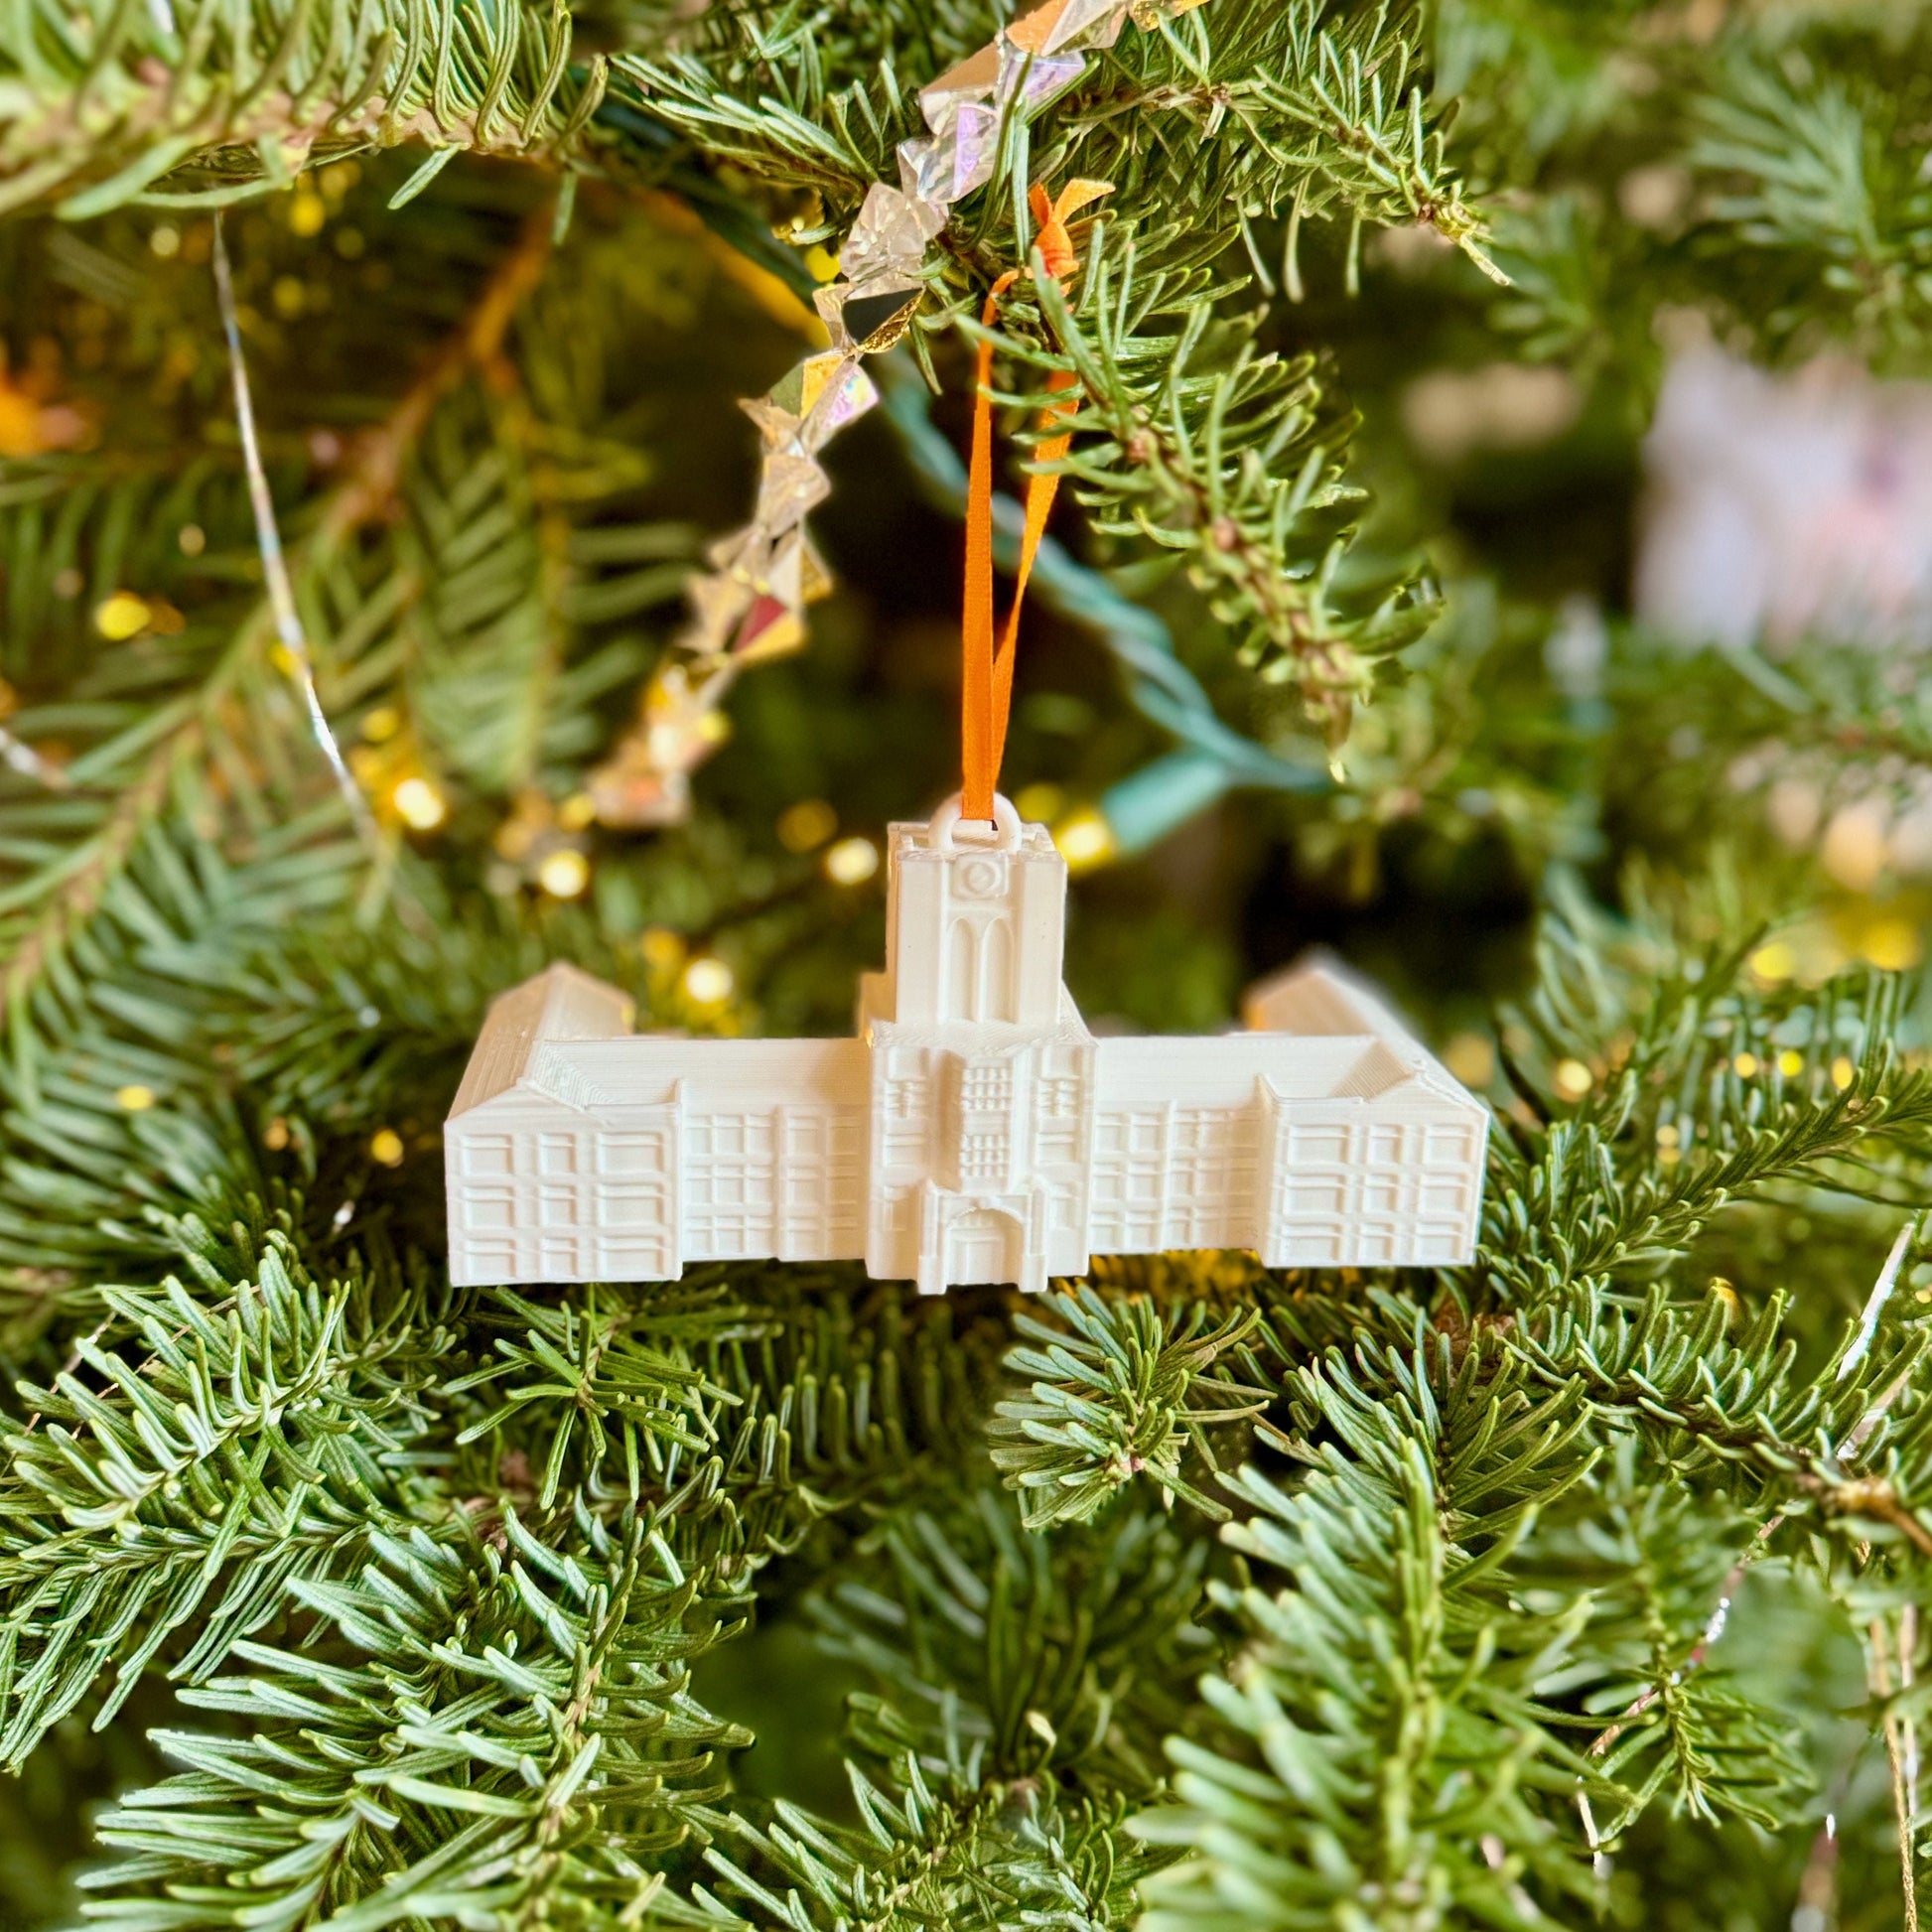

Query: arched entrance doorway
left=946, top=1204, right=1020, bottom=1286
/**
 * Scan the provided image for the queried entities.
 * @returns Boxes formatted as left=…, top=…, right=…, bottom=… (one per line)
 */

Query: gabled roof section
left=1244, top=954, right=1486, bottom=1115
left=1244, top=953, right=1406, bottom=1038
left=448, top=963, right=635, bottom=1119
left=1332, top=1037, right=1416, bottom=1099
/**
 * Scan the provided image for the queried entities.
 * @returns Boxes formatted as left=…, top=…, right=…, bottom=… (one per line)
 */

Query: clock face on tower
left=446, top=796, right=1490, bottom=1293
left=955, top=855, right=1005, bottom=897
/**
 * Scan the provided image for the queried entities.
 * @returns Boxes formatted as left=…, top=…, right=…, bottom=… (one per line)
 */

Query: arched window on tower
left=947, top=918, right=978, bottom=1022
left=980, top=919, right=1014, bottom=1023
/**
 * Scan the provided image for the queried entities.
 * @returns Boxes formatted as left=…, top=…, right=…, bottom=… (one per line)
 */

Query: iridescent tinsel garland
left=588, top=0, right=1208, bottom=827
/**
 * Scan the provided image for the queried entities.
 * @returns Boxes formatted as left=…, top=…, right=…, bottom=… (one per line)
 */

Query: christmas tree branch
left=988, top=1286, right=1265, bottom=1528
left=0, top=1209, right=450, bottom=1766
left=0, top=201, right=554, bottom=1031
left=0, top=0, right=611, bottom=220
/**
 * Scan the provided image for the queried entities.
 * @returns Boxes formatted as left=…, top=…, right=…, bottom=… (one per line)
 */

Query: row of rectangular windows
left=458, top=1183, right=665, bottom=1231
left=1095, top=1121, right=1256, bottom=1158
left=1091, top=1156, right=1257, bottom=1199
left=686, top=1173, right=862, bottom=1209
left=464, top=1174, right=862, bottom=1217
left=959, top=1066, right=1013, bottom=1107
left=459, top=1134, right=666, bottom=1179
left=458, top=1238, right=674, bottom=1279
left=1091, top=1209, right=1250, bottom=1248
left=458, top=1115, right=866, bottom=1177
left=459, top=1111, right=1478, bottom=1177
left=1282, top=1124, right=1478, bottom=1165
left=1281, top=1179, right=1473, bottom=1216
left=885, top=1076, right=1083, bottom=1122
left=463, top=1105, right=1478, bottom=1184
left=686, top=1208, right=861, bottom=1237
left=1273, top=1221, right=1469, bottom=1262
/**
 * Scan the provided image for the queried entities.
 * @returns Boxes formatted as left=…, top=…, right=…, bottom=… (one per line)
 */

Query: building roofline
left=1244, top=956, right=1488, bottom=1115
left=448, top=963, right=635, bottom=1119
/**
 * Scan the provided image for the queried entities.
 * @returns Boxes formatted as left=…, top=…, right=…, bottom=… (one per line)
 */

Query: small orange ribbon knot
left=961, top=178, right=1112, bottom=823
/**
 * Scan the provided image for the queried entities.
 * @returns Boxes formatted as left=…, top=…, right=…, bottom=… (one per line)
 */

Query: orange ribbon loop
left=961, top=179, right=1111, bottom=823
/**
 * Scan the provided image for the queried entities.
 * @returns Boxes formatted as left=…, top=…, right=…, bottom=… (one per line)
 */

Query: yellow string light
left=778, top=798, right=838, bottom=853
left=640, top=927, right=686, bottom=971
left=1054, top=808, right=1115, bottom=873
left=824, top=836, right=880, bottom=885
left=391, top=775, right=447, bottom=831
left=1860, top=916, right=1922, bottom=972
left=95, top=592, right=151, bottom=640
left=537, top=849, right=591, bottom=899
left=1015, top=781, right=1064, bottom=824
left=682, top=956, right=734, bottom=1004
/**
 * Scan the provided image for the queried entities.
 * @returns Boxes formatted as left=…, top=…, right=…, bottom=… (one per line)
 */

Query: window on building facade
left=959, top=1131, right=1008, bottom=1185
left=1040, top=1076, right=1080, bottom=1118
left=960, top=1063, right=1012, bottom=1112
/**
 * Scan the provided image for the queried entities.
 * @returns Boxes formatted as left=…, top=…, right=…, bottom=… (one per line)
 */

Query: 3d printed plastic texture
left=447, top=798, right=1489, bottom=1292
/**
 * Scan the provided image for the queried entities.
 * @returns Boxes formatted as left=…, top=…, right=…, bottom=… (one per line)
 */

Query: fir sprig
left=0, top=1209, right=452, bottom=1767
left=1134, top=1441, right=1600, bottom=1931
left=988, top=1285, right=1265, bottom=1528
left=78, top=1508, right=743, bottom=1929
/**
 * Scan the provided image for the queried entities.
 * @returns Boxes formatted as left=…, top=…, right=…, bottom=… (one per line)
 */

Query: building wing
left=1089, top=965, right=1488, bottom=1268
left=448, top=972, right=868, bottom=1287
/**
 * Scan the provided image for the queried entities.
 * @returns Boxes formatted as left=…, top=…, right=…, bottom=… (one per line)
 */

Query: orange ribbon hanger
left=961, top=177, right=1111, bottom=823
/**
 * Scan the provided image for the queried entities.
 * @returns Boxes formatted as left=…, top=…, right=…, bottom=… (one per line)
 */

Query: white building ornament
left=447, top=796, right=1489, bottom=1291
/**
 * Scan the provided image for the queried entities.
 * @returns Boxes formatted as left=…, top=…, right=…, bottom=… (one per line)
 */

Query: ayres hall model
left=446, top=795, right=1488, bottom=1291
